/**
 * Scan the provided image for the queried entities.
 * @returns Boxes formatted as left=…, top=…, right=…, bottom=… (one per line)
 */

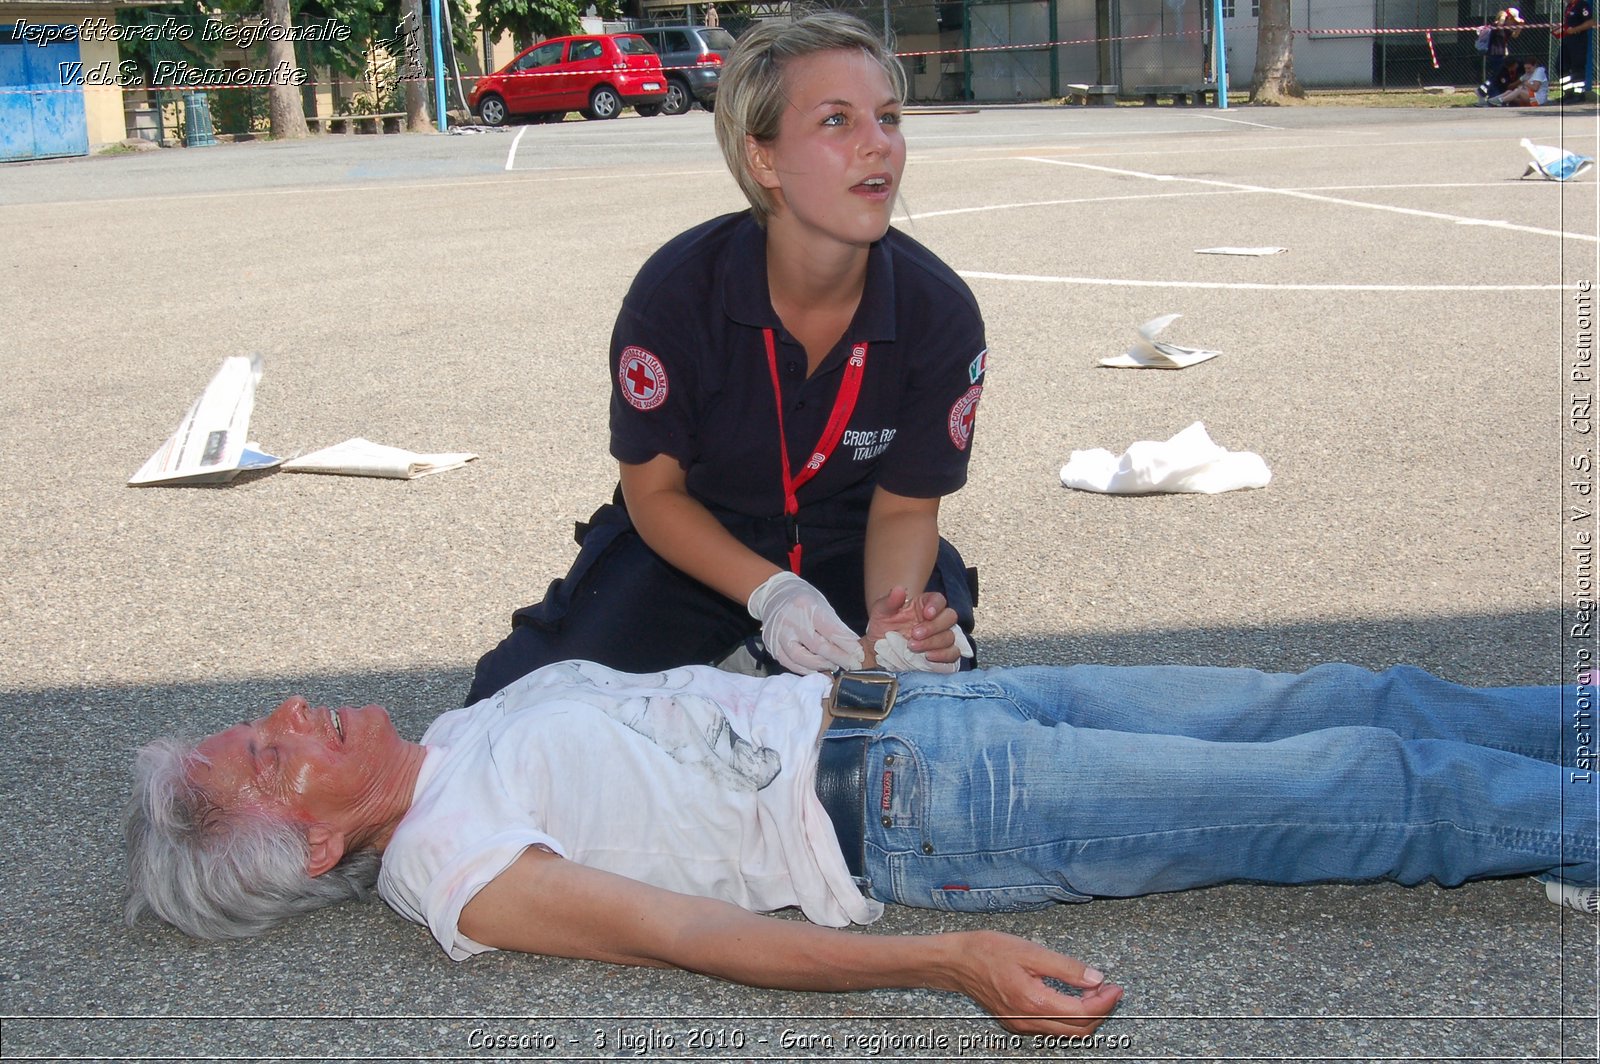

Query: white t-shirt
left=1527, top=65, right=1549, bottom=104
left=377, top=661, right=884, bottom=960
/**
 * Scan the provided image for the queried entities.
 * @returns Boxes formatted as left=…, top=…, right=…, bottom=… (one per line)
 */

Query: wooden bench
left=1133, top=84, right=1218, bottom=106
left=308, top=112, right=408, bottom=134
left=1065, top=83, right=1120, bottom=106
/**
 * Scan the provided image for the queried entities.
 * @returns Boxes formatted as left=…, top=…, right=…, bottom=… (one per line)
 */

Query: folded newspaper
left=281, top=438, right=478, bottom=479
left=1098, top=313, right=1222, bottom=370
left=129, top=355, right=283, bottom=486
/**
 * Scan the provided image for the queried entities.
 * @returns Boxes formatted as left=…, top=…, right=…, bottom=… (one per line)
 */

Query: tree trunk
left=263, top=0, right=310, bottom=137
left=401, top=0, right=431, bottom=131
left=1250, top=0, right=1304, bottom=103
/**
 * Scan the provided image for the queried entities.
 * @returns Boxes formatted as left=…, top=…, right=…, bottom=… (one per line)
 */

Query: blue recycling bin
left=183, top=92, right=218, bottom=147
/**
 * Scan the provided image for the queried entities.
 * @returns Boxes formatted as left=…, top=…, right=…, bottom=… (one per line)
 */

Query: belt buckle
left=825, top=669, right=898, bottom=721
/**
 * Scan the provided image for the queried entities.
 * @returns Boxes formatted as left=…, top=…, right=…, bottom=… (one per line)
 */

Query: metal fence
left=797, top=0, right=1584, bottom=98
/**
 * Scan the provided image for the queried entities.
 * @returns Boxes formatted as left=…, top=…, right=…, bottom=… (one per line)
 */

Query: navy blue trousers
left=466, top=497, right=977, bottom=705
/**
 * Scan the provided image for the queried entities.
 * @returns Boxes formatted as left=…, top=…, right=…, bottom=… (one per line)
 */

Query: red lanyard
left=762, top=328, right=868, bottom=573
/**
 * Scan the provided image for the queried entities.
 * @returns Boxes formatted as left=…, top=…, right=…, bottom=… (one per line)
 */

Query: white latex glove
left=873, top=628, right=975, bottom=674
left=746, top=571, right=865, bottom=675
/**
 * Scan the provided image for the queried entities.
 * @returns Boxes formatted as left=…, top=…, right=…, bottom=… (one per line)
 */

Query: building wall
left=1221, top=0, right=1378, bottom=86
left=0, top=3, right=129, bottom=149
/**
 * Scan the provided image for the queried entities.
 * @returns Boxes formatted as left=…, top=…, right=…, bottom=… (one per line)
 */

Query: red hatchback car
left=471, top=34, right=668, bottom=124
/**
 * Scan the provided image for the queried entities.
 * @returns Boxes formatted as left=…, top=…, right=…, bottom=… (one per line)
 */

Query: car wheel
left=477, top=94, right=508, bottom=126
left=661, top=79, right=692, bottom=116
left=584, top=86, right=621, bottom=120
left=635, top=103, right=662, bottom=117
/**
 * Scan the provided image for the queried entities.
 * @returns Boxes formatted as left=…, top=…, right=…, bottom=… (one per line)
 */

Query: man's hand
left=864, top=587, right=970, bottom=670
left=946, top=930, right=1124, bottom=1036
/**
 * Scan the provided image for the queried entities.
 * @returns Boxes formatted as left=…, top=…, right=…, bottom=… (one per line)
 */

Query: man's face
left=192, top=695, right=408, bottom=837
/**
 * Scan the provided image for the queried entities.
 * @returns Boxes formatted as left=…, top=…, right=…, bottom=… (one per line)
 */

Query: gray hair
left=714, top=9, right=907, bottom=225
left=123, top=737, right=381, bottom=940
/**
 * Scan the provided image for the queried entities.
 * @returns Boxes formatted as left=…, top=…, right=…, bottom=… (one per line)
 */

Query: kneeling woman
left=468, top=12, right=987, bottom=703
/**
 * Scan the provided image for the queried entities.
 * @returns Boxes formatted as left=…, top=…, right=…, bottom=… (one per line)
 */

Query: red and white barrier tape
left=0, top=22, right=1563, bottom=96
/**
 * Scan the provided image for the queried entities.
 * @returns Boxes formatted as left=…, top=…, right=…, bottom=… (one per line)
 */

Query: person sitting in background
left=124, top=590, right=1597, bottom=1035
left=1485, top=60, right=1548, bottom=105
left=1478, top=59, right=1523, bottom=101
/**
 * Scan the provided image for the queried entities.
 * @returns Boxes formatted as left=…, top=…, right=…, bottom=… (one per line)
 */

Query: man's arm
left=459, top=848, right=1122, bottom=1035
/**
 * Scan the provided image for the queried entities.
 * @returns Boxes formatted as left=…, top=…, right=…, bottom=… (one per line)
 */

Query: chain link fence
left=758, top=0, right=1586, bottom=99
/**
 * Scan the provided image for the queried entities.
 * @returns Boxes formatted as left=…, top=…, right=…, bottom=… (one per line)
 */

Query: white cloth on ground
left=1060, top=421, right=1271, bottom=495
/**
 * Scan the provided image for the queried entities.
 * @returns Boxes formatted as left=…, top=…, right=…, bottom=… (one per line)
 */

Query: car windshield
left=699, top=28, right=735, bottom=50
left=614, top=35, right=655, bottom=55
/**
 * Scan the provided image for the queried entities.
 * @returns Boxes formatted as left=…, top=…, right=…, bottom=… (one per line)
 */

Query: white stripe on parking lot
left=957, top=270, right=1576, bottom=292
left=1022, top=156, right=1599, bottom=241
left=506, top=125, right=528, bottom=172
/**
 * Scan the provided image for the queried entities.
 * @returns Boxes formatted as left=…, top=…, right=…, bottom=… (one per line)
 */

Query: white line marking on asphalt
left=2, top=167, right=733, bottom=211
left=505, top=126, right=527, bottom=172
left=902, top=182, right=1569, bottom=222
left=1189, top=113, right=1287, bottom=129
left=957, top=271, right=1576, bottom=292
left=1021, top=156, right=1599, bottom=241
left=903, top=188, right=1252, bottom=220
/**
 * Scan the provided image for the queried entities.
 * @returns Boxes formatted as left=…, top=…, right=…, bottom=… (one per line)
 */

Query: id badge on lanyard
left=762, top=328, right=868, bottom=574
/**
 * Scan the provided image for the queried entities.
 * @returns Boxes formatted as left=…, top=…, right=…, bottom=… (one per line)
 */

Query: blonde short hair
left=714, top=10, right=906, bottom=225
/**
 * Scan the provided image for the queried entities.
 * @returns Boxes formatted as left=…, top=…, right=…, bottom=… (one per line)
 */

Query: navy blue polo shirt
left=609, top=212, right=987, bottom=535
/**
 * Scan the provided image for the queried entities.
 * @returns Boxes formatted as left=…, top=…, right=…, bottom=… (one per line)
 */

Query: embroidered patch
left=618, top=346, right=668, bottom=411
left=947, top=384, right=982, bottom=451
left=880, top=769, right=894, bottom=811
left=967, top=347, right=988, bottom=383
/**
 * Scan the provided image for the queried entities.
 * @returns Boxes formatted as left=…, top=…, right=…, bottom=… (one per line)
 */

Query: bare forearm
left=621, top=463, right=780, bottom=605
left=863, top=497, right=940, bottom=610
left=667, top=905, right=967, bottom=994
left=462, top=852, right=1121, bottom=1035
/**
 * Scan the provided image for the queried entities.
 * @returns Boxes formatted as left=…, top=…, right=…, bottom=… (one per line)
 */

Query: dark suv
left=630, top=24, right=735, bottom=114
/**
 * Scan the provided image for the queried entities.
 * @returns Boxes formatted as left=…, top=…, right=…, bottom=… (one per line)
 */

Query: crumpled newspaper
left=1098, top=313, right=1221, bottom=369
left=1060, top=421, right=1271, bottom=494
left=282, top=438, right=477, bottom=479
left=1195, top=246, right=1288, bottom=256
left=1521, top=138, right=1595, bottom=181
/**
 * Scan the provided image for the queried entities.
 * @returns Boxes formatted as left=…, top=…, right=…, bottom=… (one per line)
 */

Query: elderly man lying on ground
left=125, top=590, right=1596, bottom=1035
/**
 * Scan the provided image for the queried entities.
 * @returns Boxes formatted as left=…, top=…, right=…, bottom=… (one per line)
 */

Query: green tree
left=475, top=0, right=617, bottom=49
left=115, top=2, right=216, bottom=80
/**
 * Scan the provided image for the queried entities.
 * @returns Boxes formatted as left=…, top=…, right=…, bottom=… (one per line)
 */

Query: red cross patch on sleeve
left=618, top=346, right=669, bottom=411
left=947, top=384, right=982, bottom=451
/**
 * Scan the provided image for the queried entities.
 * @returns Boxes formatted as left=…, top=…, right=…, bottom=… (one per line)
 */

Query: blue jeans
left=821, top=665, right=1595, bottom=911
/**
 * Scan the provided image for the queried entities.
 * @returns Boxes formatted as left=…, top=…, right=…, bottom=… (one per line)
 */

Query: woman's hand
left=747, top=571, right=865, bottom=674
